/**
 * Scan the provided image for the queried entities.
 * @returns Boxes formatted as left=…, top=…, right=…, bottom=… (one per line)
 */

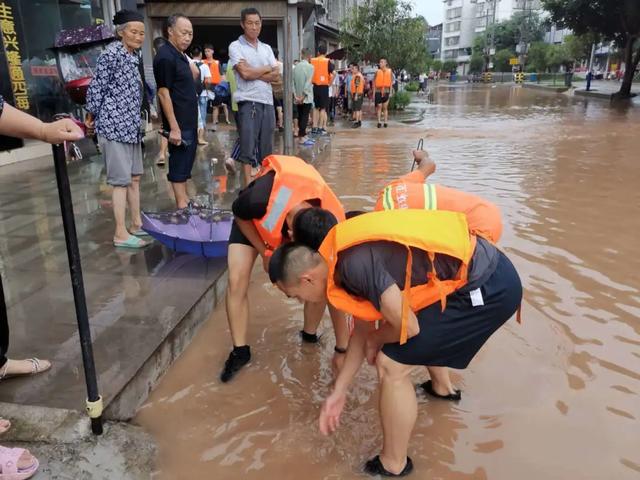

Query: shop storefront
left=0, top=0, right=109, bottom=152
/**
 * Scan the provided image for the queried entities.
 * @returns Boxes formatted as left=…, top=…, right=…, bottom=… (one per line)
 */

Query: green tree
left=431, top=59, right=443, bottom=72
left=442, top=60, right=458, bottom=73
left=340, top=0, right=430, bottom=75
left=542, top=0, right=640, bottom=98
left=546, top=44, right=571, bottom=71
left=527, top=42, right=550, bottom=71
left=494, top=49, right=515, bottom=71
left=563, top=33, right=599, bottom=65
left=469, top=54, right=485, bottom=73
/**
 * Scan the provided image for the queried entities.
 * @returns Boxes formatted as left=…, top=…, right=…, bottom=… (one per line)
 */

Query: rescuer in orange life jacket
left=267, top=202, right=522, bottom=476
left=220, top=154, right=350, bottom=383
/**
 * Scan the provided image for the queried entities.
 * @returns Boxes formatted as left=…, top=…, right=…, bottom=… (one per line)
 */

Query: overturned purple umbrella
left=141, top=208, right=233, bottom=258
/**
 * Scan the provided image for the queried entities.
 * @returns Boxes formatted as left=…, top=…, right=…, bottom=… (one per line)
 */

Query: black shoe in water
left=377, top=122, right=382, bottom=128
left=220, top=346, right=251, bottom=383
left=384, top=123, right=388, bottom=128
left=364, top=456, right=414, bottom=477
left=300, top=330, right=319, bottom=343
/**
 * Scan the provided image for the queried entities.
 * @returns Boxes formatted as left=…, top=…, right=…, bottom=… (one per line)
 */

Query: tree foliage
left=542, top=0, right=640, bottom=97
left=340, top=0, right=431, bottom=75
left=474, top=11, right=546, bottom=53
left=469, top=54, right=485, bottom=73
left=527, top=42, right=550, bottom=71
left=494, top=49, right=515, bottom=71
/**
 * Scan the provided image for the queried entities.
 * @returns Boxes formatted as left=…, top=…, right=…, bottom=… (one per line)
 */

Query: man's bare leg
left=426, top=366, right=458, bottom=396
left=171, top=181, right=189, bottom=210
left=127, top=175, right=142, bottom=230
left=303, top=300, right=325, bottom=338
left=376, top=104, right=382, bottom=124
left=376, top=352, right=416, bottom=474
left=221, top=243, right=259, bottom=382
left=312, top=108, right=319, bottom=129
left=383, top=102, right=389, bottom=124
left=112, top=186, right=129, bottom=242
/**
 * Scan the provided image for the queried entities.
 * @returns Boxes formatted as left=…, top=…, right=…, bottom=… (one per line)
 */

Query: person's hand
left=413, top=150, right=436, bottom=176
left=331, top=351, right=346, bottom=376
left=84, top=114, right=95, bottom=136
left=319, top=389, right=347, bottom=435
left=40, top=118, right=84, bottom=144
left=262, top=252, right=271, bottom=274
left=169, top=127, right=182, bottom=146
left=365, top=334, right=382, bottom=365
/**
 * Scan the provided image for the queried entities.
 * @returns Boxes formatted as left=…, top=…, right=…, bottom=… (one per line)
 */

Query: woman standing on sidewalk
left=0, top=94, right=84, bottom=479
left=86, top=9, right=150, bottom=249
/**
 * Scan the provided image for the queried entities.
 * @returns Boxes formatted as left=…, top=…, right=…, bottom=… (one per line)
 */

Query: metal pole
left=283, top=12, right=294, bottom=155
left=588, top=43, right=596, bottom=72
left=51, top=143, right=103, bottom=435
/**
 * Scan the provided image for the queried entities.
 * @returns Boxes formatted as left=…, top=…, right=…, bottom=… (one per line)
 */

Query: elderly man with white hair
left=86, top=9, right=150, bottom=249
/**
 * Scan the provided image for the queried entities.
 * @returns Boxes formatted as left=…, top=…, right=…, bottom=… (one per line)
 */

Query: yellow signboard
left=509, top=57, right=519, bottom=65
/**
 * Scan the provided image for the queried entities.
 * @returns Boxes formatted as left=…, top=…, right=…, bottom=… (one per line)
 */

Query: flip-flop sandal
left=129, top=229, right=151, bottom=237
left=420, top=380, right=462, bottom=401
left=0, top=359, right=51, bottom=381
left=364, top=455, right=413, bottom=477
left=113, top=236, right=149, bottom=249
left=0, top=446, right=39, bottom=480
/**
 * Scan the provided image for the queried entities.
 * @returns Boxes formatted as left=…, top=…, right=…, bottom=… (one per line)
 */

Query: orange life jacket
left=311, top=56, right=330, bottom=86
left=318, top=210, right=476, bottom=344
left=375, top=68, right=393, bottom=90
left=254, top=155, right=346, bottom=251
left=350, top=73, right=364, bottom=94
left=375, top=171, right=503, bottom=243
left=204, top=59, right=221, bottom=85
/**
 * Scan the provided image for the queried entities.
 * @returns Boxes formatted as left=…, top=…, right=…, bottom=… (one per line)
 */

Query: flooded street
left=134, top=85, right=640, bottom=479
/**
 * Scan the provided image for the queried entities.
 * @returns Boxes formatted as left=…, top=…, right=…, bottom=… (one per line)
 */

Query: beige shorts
left=98, top=136, right=143, bottom=187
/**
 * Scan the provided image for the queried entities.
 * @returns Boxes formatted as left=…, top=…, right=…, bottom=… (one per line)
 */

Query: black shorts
left=351, top=95, right=364, bottom=111
left=273, top=96, right=283, bottom=109
left=313, top=85, right=329, bottom=110
left=381, top=251, right=522, bottom=369
left=375, top=92, right=390, bottom=105
left=167, top=129, right=197, bottom=183
left=228, top=220, right=253, bottom=247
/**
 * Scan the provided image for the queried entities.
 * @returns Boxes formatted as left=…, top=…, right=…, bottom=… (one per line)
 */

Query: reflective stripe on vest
left=382, top=183, right=438, bottom=210
left=261, top=185, right=293, bottom=233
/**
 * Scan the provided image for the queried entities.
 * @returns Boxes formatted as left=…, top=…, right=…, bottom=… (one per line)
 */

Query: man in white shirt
left=228, top=7, right=280, bottom=185
left=191, top=46, right=211, bottom=145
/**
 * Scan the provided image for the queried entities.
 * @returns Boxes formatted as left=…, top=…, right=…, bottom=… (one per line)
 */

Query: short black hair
left=191, top=46, right=202, bottom=56
left=269, top=242, right=295, bottom=283
left=203, top=43, right=214, bottom=51
left=272, top=47, right=279, bottom=58
left=292, top=207, right=338, bottom=251
left=241, top=7, right=261, bottom=22
left=318, top=44, right=327, bottom=55
left=153, top=36, right=167, bottom=53
left=166, top=13, right=189, bottom=30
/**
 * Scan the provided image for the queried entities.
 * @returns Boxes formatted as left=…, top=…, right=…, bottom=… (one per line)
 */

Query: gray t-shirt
left=335, top=237, right=499, bottom=311
left=228, top=35, right=277, bottom=105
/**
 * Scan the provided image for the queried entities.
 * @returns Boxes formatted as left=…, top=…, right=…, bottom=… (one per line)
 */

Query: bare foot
left=0, top=418, right=10, bottom=434
left=0, top=446, right=37, bottom=472
left=0, top=358, right=51, bottom=378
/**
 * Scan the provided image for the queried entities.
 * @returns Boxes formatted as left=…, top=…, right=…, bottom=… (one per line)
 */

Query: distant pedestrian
left=153, top=13, right=200, bottom=210
left=191, top=46, right=211, bottom=146
left=228, top=7, right=280, bottom=186
left=202, top=44, right=224, bottom=130
left=310, top=44, right=334, bottom=135
left=271, top=48, right=285, bottom=132
left=328, top=68, right=339, bottom=124
left=293, top=48, right=314, bottom=144
left=374, top=58, right=393, bottom=128
left=152, top=37, right=169, bottom=166
left=86, top=9, right=150, bottom=248
left=350, top=63, right=364, bottom=128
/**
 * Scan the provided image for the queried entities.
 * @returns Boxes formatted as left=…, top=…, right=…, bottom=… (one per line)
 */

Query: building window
left=446, top=7, right=462, bottom=20
left=445, top=36, right=460, bottom=46
left=445, top=21, right=461, bottom=32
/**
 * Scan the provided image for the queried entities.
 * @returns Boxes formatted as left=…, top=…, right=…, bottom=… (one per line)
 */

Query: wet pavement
left=135, top=85, right=640, bottom=479
left=0, top=125, right=259, bottom=412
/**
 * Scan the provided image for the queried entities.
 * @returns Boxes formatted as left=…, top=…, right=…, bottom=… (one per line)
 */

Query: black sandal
left=420, top=380, right=462, bottom=401
left=364, top=455, right=414, bottom=477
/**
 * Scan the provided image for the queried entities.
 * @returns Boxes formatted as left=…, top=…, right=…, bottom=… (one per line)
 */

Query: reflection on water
left=135, top=85, right=640, bottom=479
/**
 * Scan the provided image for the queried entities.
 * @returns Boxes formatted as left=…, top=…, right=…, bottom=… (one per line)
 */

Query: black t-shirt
left=232, top=171, right=275, bottom=220
left=335, top=237, right=499, bottom=311
left=153, top=42, right=198, bottom=131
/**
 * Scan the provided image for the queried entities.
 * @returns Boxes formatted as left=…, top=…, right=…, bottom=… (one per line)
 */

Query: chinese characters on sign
left=0, top=2, right=29, bottom=110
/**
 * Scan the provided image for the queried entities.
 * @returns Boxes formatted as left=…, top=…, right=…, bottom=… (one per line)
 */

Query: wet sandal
left=420, top=380, right=462, bottom=401
left=113, top=236, right=149, bottom=249
left=0, top=446, right=39, bottom=480
left=0, top=359, right=51, bottom=381
left=364, top=455, right=413, bottom=477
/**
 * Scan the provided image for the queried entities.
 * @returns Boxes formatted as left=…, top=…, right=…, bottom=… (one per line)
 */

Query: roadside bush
left=389, top=90, right=411, bottom=110
left=405, top=81, right=420, bottom=92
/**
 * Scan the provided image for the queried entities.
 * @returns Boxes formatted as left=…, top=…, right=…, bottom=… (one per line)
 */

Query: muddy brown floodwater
left=135, top=85, right=640, bottom=479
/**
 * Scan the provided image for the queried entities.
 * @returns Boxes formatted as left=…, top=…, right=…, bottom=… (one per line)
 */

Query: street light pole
left=51, top=143, right=103, bottom=435
left=283, top=9, right=295, bottom=155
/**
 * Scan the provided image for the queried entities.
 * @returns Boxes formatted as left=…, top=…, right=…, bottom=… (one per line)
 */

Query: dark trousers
left=0, top=273, right=8, bottom=368
left=237, top=101, right=275, bottom=168
left=297, top=103, right=312, bottom=138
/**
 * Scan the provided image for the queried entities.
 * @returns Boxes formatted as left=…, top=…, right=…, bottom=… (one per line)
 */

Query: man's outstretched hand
left=413, top=149, right=436, bottom=177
